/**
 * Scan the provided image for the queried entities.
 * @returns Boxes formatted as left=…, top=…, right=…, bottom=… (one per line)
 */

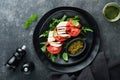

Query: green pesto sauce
left=105, top=6, right=119, bottom=19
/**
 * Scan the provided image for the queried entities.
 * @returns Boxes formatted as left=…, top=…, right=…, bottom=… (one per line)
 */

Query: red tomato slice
left=46, top=45, right=62, bottom=54
left=66, top=26, right=81, bottom=37
left=66, top=20, right=81, bottom=28
left=54, top=36, right=67, bottom=42
left=66, top=20, right=74, bottom=27
left=77, top=23, right=81, bottom=28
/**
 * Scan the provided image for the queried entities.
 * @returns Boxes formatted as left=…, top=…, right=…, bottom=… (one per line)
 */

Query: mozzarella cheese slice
left=56, top=21, right=68, bottom=27
left=60, top=34, right=70, bottom=38
left=48, top=31, right=55, bottom=42
left=49, top=42, right=62, bottom=47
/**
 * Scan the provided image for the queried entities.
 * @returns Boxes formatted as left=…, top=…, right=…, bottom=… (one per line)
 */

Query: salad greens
left=39, top=15, right=93, bottom=62
left=50, top=54, right=55, bottom=62
left=82, top=26, right=93, bottom=33
left=67, top=15, right=79, bottom=21
left=50, top=15, right=67, bottom=30
left=39, top=31, right=49, bottom=38
left=24, top=13, right=39, bottom=29
left=40, top=42, right=46, bottom=52
left=62, top=52, right=68, bottom=61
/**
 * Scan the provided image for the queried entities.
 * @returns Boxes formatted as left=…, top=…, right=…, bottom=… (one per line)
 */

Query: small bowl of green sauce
left=103, top=2, right=120, bottom=22
left=66, top=38, right=86, bottom=57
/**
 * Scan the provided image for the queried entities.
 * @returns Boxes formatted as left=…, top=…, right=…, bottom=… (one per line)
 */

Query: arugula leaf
left=24, top=13, right=39, bottom=29
left=82, top=26, right=93, bottom=33
left=40, top=42, right=46, bottom=45
left=50, top=54, right=55, bottom=62
left=60, top=15, right=67, bottom=21
left=41, top=45, right=46, bottom=53
left=62, top=52, right=68, bottom=61
left=39, top=31, right=49, bottom=38
left=49, top=19, right=59, bottom=30
left=67, top=15, right=79, bottom=21
left=74, top=15, right=79, bottom=20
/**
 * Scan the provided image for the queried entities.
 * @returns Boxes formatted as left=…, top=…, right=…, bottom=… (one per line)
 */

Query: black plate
left=33, top=7, right=100, bottom=73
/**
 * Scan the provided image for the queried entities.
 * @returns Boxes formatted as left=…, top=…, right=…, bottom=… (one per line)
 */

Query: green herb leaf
left=74, top=15, right=79, bottom=20
left=50, top=54, right=55, bottom=62
left=40, top=42, right=46, bottom=45
left=41, top=45, right=46, bottom=53
left=67, top=15, right=79, bottom=21
left=49, top=15, right=66, bottom=30
left=82, top=26, right=93, bottom=33
left=73, top=20, right=79, bottom=26
left=39, top=31, right=49, bottom=38
left=62, top=52, right=68, bottom=61
left=60, top=15, right=67, bottom=21
left=24, top=13, right=39, bottom=29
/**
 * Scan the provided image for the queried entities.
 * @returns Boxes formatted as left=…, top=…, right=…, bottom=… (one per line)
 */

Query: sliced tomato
left=77, top=23, right=81, bottom=28
left=66, top=20, right=74, bottom=27
left=53, top=29, right=68, bottom=42
left=46, top=44, right=62, bottom=54
left=66, top=20, right=81, bottom=28
left=66, top=26, right=81, bottom=37
left=54, top=36, right=67, bottom=42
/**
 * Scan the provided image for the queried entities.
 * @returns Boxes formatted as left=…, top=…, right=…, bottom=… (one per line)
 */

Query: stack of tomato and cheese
left=46, top=20, right=82, bottom=54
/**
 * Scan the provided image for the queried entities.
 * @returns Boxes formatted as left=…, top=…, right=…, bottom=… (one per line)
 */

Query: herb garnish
left=82, top=26, right=93, bottom=33
left=24, top=13, right=39, bottom=29
left=62, top=52, right=68, bottom=61
left=40, top=42, right=46, bottom=53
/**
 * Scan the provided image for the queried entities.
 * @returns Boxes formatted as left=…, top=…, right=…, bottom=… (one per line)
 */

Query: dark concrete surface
left=0, top=0, right=120, bottom=80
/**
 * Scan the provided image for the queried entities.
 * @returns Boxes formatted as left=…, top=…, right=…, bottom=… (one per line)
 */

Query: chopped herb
left=62, top=52, right=68, bottom=61
left=24, top=13, right=39, bottom=29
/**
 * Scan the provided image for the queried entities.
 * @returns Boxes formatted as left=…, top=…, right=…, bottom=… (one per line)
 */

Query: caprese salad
left=39, top=15, right=93, bottom=62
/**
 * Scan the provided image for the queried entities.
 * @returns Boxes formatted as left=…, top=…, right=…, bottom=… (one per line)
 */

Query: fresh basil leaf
left=41, top=45, right=46, bottom=53
left=24, top=13, right=39, bottom=29
left=73, top=20, right=79, bottom=26
left=62, top=52, right=68, bottom=61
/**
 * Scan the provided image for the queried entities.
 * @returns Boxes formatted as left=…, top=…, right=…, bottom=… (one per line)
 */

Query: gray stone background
left=0, top=0, right=120, bottom=80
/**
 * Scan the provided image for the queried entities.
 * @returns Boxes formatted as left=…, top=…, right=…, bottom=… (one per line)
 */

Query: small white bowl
left=103, top=2, right=120, bottom=22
